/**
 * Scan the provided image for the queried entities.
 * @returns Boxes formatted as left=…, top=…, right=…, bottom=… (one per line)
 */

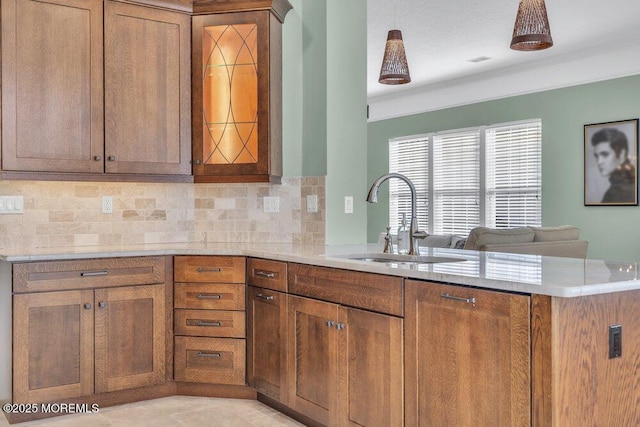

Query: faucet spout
left=366, top=173, right=426, bottom=255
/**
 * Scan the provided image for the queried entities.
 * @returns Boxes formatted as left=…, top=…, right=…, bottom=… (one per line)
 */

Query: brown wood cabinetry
left=173, top=256, right=247, bottom=385
left=12, top=257, right=169, bottom=405
left=247, top=286, right=288, bottom=404
left=191, top=6, right=290, bottom=183
left=405, top=280, right=531, bottom=426
left=0, top=0, right=191, bottom=181
left=104, top=1, right=191, bottom=175
left=1, top=0, right=104, bottom=174
left=286, top=295, right=404, bottom=427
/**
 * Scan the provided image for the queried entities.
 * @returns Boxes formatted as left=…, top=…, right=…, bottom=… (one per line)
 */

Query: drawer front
left=13, top=256, right=166, bottom=293
left=174, top=283, right=245, bottom=310
left=247, top=258, right=287, bottom=292
left=174, top=309, right=245, bottom=338
left=174, top=256, right=245, bottom=283
left=288, top=263, right=404, bottom=316
left=174, top=336, right=246, bottom=385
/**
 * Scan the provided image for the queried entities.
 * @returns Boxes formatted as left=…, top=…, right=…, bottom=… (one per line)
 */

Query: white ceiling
left=367, top=0, right=640, bottom=119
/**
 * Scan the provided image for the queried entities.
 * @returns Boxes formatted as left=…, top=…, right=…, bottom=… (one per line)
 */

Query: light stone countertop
left=1, top=242, right=639, bottom=298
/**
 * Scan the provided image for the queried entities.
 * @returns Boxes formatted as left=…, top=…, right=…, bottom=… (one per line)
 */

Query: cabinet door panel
left=13, top=290, right=94, bottom=403
left=405, top=280, right=531, bottom=426
left=338, top=307, right=404, bottom=427
left=94, top=284, right=166, bottom=393
left=287, top=295, right=338, bottom=426
left=1, top=0, right=104, bottom=173
left=104, top=1, right=191, bottom=175
left=247, top=287, right=287, bottom=403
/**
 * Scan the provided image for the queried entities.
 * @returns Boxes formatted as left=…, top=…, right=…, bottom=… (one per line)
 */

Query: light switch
left=344, top=196, right=354, bottom=214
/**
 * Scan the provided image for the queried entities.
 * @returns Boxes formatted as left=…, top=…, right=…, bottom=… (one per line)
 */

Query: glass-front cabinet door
left=192, top=10, right=286, bottom=183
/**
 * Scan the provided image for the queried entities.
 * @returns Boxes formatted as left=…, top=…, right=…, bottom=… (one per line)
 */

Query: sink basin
left=339, top=253, right=466, bottom=264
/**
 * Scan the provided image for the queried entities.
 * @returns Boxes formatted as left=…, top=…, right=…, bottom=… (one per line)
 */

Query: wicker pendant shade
left=510, top=0, right=553, bottom=51
left=379, top=30, right=411, bottom=85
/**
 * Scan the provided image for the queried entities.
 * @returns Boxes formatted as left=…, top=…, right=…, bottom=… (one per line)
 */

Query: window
left=388, top=119, right=542, bottom=235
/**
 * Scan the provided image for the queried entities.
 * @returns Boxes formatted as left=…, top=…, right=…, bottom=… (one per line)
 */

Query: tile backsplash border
left=0, top=176, right=325, bottom=251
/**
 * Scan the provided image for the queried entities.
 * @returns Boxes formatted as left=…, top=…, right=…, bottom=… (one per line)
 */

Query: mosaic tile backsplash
left=0, top=177, right=325, bottom=250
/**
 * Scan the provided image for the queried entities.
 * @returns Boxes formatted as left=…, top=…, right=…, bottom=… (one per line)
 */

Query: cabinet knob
left=93, top=156, right=102, bottom=161
left=84, top=303, right=92, bottom=310
left=107, top=156, right=116, bottom=161
left=193, top=159, right=201, bottom=165
left=98, top=301, right=107, bottom=309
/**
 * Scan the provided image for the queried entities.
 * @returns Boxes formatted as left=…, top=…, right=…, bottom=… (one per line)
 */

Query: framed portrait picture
left=584, top=119, right=638, bottom=206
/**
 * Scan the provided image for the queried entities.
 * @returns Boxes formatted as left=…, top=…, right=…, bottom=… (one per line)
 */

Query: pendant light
left=510, top=0, right=553, bottom=51
left=379, top=30, right=411, bottom=84
left=378, top=0, right=410, bottom=85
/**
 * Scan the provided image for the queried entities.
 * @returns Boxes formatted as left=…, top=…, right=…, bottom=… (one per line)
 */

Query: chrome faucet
left=366, top=173, right=428, bottom=255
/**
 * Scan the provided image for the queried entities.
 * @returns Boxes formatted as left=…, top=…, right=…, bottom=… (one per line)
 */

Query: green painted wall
left=325, top=0, right=368, bottom=244
left=368, top=74, right=640, bottom=262
left=281, top=0, right=303, bottom=176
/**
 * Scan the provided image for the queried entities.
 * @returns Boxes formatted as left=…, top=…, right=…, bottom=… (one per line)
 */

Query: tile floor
left=0, top=396, right=304, bottom=427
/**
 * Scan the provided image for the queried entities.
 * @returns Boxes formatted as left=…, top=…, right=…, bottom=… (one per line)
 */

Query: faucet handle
left=412, top=230, right=428, bottom=240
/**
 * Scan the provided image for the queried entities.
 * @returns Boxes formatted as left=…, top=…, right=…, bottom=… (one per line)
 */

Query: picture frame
left=584, top=118, right=638, bottom=206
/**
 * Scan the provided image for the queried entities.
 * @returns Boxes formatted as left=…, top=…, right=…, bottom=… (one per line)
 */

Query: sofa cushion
left=529, top=225, right=580, bottom=242
left=464, top=227, right=535, bottom=250
left=419, top=234, right=453, bottom=248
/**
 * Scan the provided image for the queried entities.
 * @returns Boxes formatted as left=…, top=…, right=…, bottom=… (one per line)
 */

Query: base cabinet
left=247, top=286, right=288, bottom=404
left=286, top=294, right=403, bottom=427
left=12, top=257, right=168, bottom=405
left=13, top=283, right=166, bottom=403
left=405, top=280, right=531, bottom=426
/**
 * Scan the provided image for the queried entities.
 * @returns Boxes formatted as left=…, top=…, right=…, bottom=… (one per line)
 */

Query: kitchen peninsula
left=1, top=243, right=639, bottom=426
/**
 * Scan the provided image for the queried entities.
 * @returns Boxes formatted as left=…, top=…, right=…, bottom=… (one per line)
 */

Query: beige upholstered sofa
left=463, top=225, right=588, bottom=258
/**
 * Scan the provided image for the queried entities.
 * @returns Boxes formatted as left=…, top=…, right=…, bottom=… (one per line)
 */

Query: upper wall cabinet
left=191, top=3, right=291, bottom=183
left=0, top=0, right=192, bottom=181
left=104, top=1, right=191, bottom=176
left=1, top=0, right=104, bottom=174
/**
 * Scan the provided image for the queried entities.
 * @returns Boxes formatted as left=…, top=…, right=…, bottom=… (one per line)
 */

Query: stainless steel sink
left=339, top=253, right=466, bottom=264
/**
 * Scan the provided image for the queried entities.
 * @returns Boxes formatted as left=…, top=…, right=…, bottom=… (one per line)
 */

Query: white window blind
left=433, top=130, right=480, bottom=235
left=388, top=119, right=542, bottom=234
left=485, top=121, right=542, bottom=228
left=388, top=137, right=428, bottom=231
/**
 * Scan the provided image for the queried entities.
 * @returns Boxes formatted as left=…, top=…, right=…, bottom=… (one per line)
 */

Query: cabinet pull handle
left=80, top=270, right=108, bottom=277
left=255, top=270, right=275, bottom=278
left=197, top=351, right=221, bottom=358
left=197, top=294, right=221, bottom=300
left=94, top=155, right=102, bottom=161
left=336, top=323, right=346, bottom=331
left=326, top=321, right=336, bottom=327
left=196, top=267, right=222, bottom=273
left=441, top=293, right=476, bottom=305
left=98, top=301, right=107, bottom=308
left=108, top=155, right=116, bottom=161
left=84, top=303, right=92, bottom=310
left=196, top=320, right=222, bottom=327
left=256, top=294, right=274, bottom=301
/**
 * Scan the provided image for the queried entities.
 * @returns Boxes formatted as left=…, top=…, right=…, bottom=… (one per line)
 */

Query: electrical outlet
left=609, top=324, right=622, bottom=359
left=344, top=196, right=354, bottom=214
left=263, top=196, right=280, bottom=213
left=102, top=196, right=113, bottom=214
left=307, top=195, right=318, bottom=213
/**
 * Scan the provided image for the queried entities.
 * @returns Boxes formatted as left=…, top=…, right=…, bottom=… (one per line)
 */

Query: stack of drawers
left=173, top=256, right=246, bottom=385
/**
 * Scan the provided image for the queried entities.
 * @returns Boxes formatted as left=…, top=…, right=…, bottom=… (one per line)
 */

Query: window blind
left=433, top=130, right=480, bottom=235
left=387, top=119, right=542, bottom=235
left=485, top=121, right=542, bottom=228
left=388, top=137, right=428, bottom=231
